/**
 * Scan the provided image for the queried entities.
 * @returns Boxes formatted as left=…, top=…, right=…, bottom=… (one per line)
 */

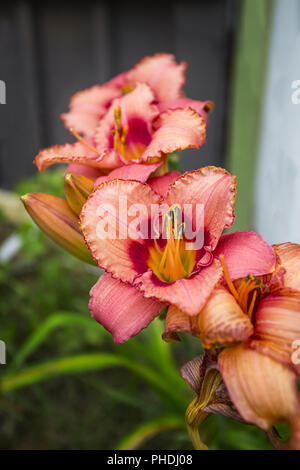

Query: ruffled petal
left=94, top=83, right=159, bottom=162
left=148, top=171, right=181, bottom=197
left=218, top=344, right=299, bottom=430
left=158, top=98, right=214, bottom=124
left=141, top=109, right=206, bottom=162
left=214, top=231, right=276, bottom=281
left=89, top=273, right=164, bottom=343
left=80, top=179, right=161, bottom=283
left=162, top=304, right=199, bottom=342
left=273, top=243, right=300, bottom=290
left=93, top=162, right=161, bottom=188
left=34, top=142, right=100, bottom=172
left=61, top=84, right=121, bottom=136
left=250, top=290, right=300, bottom=374
left=165, top=167, right=236, bottom=250
left=199, top=287, right=253, bottom=348
left=126, top=53, right=186, bottom=101
left=135, top=257, right=223, bottom=316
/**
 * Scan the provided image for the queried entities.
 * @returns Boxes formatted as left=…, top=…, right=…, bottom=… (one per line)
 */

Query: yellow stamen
left=220, top=255, right=264, bottom=319
left=247, top=289, right=257, bottom=321
left=219, top=255, right=239, bottom=303
left=148, top=207, right=196, bottom=283
left=70, top=128, right=100, bottom=154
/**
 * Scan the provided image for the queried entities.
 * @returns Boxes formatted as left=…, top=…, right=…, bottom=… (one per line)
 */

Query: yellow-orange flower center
left=219, top=255, right=268, bottom=321
left=148, top=206, right=196, bottom=283
left=111, top=106, right=146, bottom=161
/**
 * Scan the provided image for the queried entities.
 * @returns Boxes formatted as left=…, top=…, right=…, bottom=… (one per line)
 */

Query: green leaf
left=167, top=151, right=181, bottom=172
left=117, top=415, right=185, bottom=450
left=10, top=312, right=108, bottom=370
left=0, top=353, right=186, bottom=413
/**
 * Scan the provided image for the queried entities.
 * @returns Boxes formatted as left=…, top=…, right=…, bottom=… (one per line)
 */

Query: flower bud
left=21, top=192, right=95, bottom=264
left=64, top=173, right=94, bottom=216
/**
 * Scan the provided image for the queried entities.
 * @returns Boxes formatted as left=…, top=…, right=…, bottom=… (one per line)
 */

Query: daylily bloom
left=61, top=53, right=208, bottom=138
left=34, top=83, right=207, bottom=173
left=80, top=167, right=275, bottom=343
left=170, top=242, right=300, bottom=449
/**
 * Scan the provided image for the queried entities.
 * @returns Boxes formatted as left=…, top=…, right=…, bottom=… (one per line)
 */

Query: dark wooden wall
left=0, top=0, right=236, bottom=189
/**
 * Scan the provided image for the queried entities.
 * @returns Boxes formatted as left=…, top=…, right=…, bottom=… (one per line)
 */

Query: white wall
left=255, top=0, right=300, bottom=244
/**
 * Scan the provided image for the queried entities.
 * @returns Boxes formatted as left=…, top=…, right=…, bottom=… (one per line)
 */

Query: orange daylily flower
left=166, top=242, right=300, bottom=449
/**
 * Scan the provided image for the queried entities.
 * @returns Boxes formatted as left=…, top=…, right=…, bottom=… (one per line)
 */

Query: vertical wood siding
left=0, top=0, right=235, bottom=189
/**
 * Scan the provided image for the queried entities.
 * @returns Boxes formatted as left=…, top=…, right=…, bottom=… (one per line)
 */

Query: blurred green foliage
left=0, top=167, right=274, bottom=450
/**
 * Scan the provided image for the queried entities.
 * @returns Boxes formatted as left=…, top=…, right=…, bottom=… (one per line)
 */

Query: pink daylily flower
left=35, top=83, right=206, bottom=173
left=80, top=167, right=275, bottom=343
left=61, top=53, right=187, bottom=138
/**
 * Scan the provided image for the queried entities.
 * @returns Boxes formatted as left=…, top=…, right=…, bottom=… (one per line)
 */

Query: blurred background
left=0, top=0, right=296, bottom=449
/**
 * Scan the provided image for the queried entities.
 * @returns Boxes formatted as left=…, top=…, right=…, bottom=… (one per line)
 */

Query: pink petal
left=34, top=142, right=100, bottom=172
left=94, top=83, right=159, bottom=161
left=166, top=167, right=236, bottom=250
left=135, top=257, right=223, bottom=316
left=148, top=171, right=181, bottom=197
left=93, top=162, right=161, bottom=189
left=61, top=84, right=121, bottom=136
left=34, top=142, right=124, bottom=172
left=80, top=179, right=161, bottom=284
left=141, top=108, right=206, bottom=161
left=89, top=273, right=164, bottom=343
left=214, top=231, right=276, bottom=281
left=65, top=164, right=105, bottom=180
left=127, top=53, right=186, bottom=101
left=158, top=98, right=214, bottom=124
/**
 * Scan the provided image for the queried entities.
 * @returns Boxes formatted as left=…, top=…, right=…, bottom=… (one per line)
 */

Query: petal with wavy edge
left=218, top=344, right=299, bottom=430
left=89, top=273, right=164, bottom=343
left=165, top=167, right=236, bottom=250
left=126, top=53, right=186, bottom=101
left=135, top=257, right=223, bottom=316
left=93, top=162, right=161, bottom=188
left=214, top=231, right=276, bottom=281
left=141, top=109, right=206, bottom=162
left=34, top=141, right=125, bottom=172
left=94, top=83, right=159, bottom=160
left=34, top=142, right=100, bottom=172
left=80, top=179, right=161, bottom=283
left=273, top=243, right=300, bottom=291
left=199, top=287, right=253, bottom=348
left=162, top=304, right=199, bottom=342
left=158, top=98, right=214, bottom=124
left=61, top=84, right=121, bottom=136
left=148, top=171, right=181, bottom=197
left=250, top=290, right=300, bottom=374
